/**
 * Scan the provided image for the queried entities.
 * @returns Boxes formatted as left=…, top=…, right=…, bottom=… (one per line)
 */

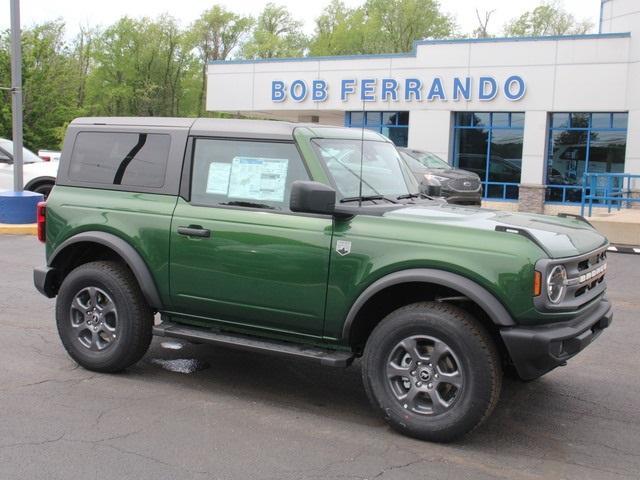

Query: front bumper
left=441, top=190, right=482, bottom=205
left=500, top=296, right=612, bottom=380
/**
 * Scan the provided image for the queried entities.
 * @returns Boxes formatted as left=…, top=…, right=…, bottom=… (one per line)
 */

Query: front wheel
left=362, top=301, right=502, bottom=442
left=56, top=261, right=153, bottom=373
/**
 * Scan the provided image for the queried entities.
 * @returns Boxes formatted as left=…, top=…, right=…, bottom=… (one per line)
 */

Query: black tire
left=56, top=261, right=153, bottom=373
left=31, top=182, right=53, bottom=199
left=362, top=301, right=502, bottom=442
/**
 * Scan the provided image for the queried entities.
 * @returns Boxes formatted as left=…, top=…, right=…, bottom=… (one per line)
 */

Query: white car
left=0, top=138, right=59, bottom=198
left=38, top=149, right=62, bottom=162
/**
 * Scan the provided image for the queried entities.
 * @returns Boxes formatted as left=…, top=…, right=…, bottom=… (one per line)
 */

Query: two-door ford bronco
left=34, top=117, right=612, bottom=441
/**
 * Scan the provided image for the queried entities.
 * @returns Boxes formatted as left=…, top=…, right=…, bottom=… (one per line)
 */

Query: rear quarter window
left=69, top=132, right=170, bottom=188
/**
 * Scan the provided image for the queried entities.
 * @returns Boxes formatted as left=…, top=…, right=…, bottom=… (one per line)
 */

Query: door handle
left=177, top=225, right=211, bottom=238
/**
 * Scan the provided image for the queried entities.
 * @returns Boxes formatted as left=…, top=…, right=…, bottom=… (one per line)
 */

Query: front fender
left=341, top=268, right=516, bottom=342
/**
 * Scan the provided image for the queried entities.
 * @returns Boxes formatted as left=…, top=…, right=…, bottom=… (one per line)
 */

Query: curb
left=608, top=245, right=640, bottom=255
left=0, top=223, right=37, bottom=235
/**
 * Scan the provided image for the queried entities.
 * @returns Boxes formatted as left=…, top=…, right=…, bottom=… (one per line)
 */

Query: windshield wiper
left=219, top=201, right=276, bottom=210
left=340, top=195, right=397, bottom=204
left=396, top=193, right=431, bottom=200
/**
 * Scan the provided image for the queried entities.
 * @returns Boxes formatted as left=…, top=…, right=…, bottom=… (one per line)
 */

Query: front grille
left=535, top=246, right=608, bottom=312
left=447, top=178, right=481, bottom=192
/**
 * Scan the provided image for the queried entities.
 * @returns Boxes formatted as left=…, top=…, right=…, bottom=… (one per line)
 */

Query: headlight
left=546, top=265, right=567, bottom=304
left=424, top=174, right=448, bottom=185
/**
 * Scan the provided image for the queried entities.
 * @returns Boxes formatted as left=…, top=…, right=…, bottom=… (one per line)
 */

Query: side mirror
left=290, top=181, right=336, bottom=215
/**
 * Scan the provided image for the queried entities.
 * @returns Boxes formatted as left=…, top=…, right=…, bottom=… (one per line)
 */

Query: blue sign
left=271, top=75, right=526, bottom=103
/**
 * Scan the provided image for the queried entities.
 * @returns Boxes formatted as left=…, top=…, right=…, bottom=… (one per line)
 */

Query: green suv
left=34, top=117, right=612, bottom=442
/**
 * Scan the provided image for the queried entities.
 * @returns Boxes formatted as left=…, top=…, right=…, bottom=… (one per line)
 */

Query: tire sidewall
left=56, top=264, right=139, bottom=370
left=363, top=304, right=497, bottom=441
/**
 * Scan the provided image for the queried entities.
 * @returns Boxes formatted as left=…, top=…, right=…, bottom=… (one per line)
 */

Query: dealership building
left=206, top=0, right=639, bottom=213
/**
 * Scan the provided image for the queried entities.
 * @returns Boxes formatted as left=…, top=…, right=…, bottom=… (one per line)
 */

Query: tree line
left=0, top=0, right=592, bottom=151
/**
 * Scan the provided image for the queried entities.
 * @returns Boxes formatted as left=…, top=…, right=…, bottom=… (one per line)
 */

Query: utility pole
left=10, top=0, right=24, bottom=192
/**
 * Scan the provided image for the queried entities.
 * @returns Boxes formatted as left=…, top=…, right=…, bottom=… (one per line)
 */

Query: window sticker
left=206, top=162, right=231, bottom=194
left=228, top=157, right=289, bottom=202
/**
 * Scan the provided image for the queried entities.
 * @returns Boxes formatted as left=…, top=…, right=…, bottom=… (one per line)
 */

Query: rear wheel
left=30, top=182, right=53, bottom=199
left=362, top=301, right=502, bottom=442
left=56, top=261, right=153, bottom=373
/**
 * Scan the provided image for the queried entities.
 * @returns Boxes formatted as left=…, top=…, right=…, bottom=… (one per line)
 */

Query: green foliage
left=310, top=0, right=454, bottom=56
left=241, top=3, right=308, bottom=59
left=0, top=21, right=80, bottom=149
left=504, top=1, right=593, bottom=37
left=190, top=6, right=253, bottom=115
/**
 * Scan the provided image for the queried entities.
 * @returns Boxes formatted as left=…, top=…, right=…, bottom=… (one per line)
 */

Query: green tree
left=504, top=1, right=593, bottom=37
left=84, top=16, right=196, bottom=117
left=190, top=6, right=253, bottom=115
left=0, top=21, right=80, bottom=149
left=309, top=0, right=369, bottom=56
left=242, top=3, right=308, bottom=59
left=310, top=0, right=454, bottom=56
left=364, top=0, right=455, bottom=53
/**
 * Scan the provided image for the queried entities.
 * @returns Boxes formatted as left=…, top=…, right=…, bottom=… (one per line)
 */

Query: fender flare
left=49, top=231, right=163, bottom=310
left=25, top=176, right=56, bottom=191
left=341, top=268, right=516, bottom=342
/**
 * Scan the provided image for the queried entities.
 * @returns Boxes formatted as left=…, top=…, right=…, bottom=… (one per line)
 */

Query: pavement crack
left=0, top=433, right=66, bottom=450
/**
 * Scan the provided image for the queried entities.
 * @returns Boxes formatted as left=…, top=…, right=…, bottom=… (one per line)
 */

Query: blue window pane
left=570, top=113, right=589, bottom=128
left=366, top=112, right=381, bottom=125
left=382, top=112, right=396, bottom=125
left=510, top=113, right=525, bottom=128
left=546, top=112, right=628, bottom=204
left=591, top=113, right=611, bottom=129
left=551, top=113, right=569, bottom=129
left=456, top=112, right=474, bottom=126
left=474, top=113, right=490, bottom=127
left=488, top=130, right=523, bottom=184
left=386, top=127, right=408, bottom=147
left=492, top=113, right=509, bottom=127
left=455, top=128, right=489, bottom=179
left=349, top=112, right=364, bottom=125
left=613, top=113, right=628, bottom=129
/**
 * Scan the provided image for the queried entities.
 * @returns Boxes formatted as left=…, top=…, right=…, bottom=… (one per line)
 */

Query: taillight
left=36, top=201, right=46, bottom=243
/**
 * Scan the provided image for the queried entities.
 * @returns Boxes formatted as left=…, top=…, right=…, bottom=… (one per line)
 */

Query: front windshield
left=311, top=138, right=418, bottom=199
left=0, top=139, right=43, bottom=164
left=409, top=151, right=451, bottom=170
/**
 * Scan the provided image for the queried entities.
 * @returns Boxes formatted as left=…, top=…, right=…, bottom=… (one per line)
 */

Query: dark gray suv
left=398, top=148, right=482, bottom=206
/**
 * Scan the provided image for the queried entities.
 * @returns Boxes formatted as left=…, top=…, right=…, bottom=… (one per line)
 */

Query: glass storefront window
left=345, top=111, right=410, bottom=147
left=453, top=112, right=524, bottom=200
left=546, top=112, right=628, bottom=203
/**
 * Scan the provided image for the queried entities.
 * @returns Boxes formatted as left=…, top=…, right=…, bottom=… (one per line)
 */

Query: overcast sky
left=0, top=0, right=601, bottom=38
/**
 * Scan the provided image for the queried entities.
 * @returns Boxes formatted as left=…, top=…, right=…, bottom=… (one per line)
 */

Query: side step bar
left=153, top=322, right=355, bottom=367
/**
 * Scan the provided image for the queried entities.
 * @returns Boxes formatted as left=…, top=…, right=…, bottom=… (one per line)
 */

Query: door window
left=190, top=138, right=310, bottom=211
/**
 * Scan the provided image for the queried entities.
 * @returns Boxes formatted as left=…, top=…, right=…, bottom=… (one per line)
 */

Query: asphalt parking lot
left=1, top=235, right=639, bottom=480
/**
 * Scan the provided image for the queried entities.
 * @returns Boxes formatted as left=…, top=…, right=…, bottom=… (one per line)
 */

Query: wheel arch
left=48, top=231, right=163, bottom=310
left=342, top=269, right=516, bottom=349
left=25, top=176, right=55, bottom=192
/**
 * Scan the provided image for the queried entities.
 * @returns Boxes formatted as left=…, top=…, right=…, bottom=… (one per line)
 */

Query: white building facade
left=206, top=0, right=639, bottom=213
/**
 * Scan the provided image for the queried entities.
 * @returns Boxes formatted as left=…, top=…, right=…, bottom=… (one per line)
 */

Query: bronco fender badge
left=336, top=240, right=352, bottom=256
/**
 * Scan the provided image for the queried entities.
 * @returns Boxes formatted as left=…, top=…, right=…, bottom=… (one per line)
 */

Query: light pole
left=10, top=0, right=24, bottom=192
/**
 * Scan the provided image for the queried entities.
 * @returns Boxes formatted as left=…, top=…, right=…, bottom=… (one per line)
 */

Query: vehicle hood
left=417, top=168, right=478, bottom=180
left=384, top=203, right=607, bottom=259
left=23, top=160, right=60, bottom=178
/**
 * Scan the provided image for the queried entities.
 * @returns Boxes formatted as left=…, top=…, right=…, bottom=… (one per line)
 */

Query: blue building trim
left=209, top=32, right=631, bottom=65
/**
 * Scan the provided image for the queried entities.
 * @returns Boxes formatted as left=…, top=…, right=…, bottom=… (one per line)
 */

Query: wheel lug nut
left=416, top=382, right=422, bottom=387
left=428, top=363, right=432, bottom=367
left=417, top=361, right=421, bottom=366
left=410, top=370, right=416, bottom=376
left=428, top=383, right=433, bottom=389
left=435, top=374, right=439, bottom=379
